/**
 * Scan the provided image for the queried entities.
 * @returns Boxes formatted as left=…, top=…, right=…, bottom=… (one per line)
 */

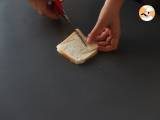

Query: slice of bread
left=56, top=29, right=98, bottom=64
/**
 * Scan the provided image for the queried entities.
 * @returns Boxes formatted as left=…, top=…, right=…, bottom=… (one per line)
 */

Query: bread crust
left=57, top=47, right=97, bottom=64
left=57, top=48, right=82, bottom=64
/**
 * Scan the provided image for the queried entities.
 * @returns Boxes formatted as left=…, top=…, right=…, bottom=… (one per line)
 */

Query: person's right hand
left=88, top=15, right=121, bottom=52
left=28, top=0, right=60, bottom=19
left=87, top=0, right=123, bottom=52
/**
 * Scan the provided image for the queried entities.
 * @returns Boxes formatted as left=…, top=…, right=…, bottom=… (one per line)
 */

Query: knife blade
left=47, top=0, right=87, bottom=47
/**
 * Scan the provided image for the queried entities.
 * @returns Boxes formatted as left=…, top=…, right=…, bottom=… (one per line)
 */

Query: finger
left=98, top=45, right=114, bottom=52
left=43, top=9, right=60, bottom=19
left=87, top=21, right=107, bottom=43
left=106, top=35, right=112, bottom=45
left=102, top=28, right=106, bottom=32
left=97, top=41, right=107, bottom=46
left=108, top=29, right=112, bottom=37
left=95, top=30, right=109, bottom=42
left=28, top=0, right=37, bottom=9
left=107, top=35, right=112, bottom=41
left=96, top=28, right=112, bottom=42
left=104, top=27, right=110, bottom=33
left=98, top=38, right=118, bottom=52
left=38, top=10, right=42, bottom=15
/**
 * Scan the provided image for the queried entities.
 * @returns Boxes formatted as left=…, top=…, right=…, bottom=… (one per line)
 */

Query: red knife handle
left=54, top=0, right=64, bottom=16
left=48, top=0, right=64, bottom=16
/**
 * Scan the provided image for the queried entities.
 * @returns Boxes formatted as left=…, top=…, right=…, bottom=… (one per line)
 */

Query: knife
left=47, top=0, right=87, bottom=47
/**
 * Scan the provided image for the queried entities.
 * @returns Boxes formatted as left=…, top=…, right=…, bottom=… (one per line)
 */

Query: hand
left=28, top=0, right=60, bottom=19
left=87, top=0, right=123, bottom=52
left=90, top=16, right=120, bottom=52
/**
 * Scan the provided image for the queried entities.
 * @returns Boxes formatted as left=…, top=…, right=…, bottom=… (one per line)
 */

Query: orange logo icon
left=139, top=5, right=155, bottom=21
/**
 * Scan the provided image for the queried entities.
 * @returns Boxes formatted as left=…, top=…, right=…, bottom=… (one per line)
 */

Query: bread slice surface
left=57, top=29, right=98, bottom=64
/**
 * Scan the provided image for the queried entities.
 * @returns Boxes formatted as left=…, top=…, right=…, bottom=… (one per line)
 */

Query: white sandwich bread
left=56, top=29, right=98, bottom=64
